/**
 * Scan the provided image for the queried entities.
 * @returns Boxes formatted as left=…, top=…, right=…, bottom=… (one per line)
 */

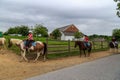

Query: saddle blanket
left=24, top=41, right=36, bottom=46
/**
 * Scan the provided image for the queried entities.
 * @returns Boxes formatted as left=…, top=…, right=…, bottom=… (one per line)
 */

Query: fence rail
left=46, top=39, right=110, bottom=54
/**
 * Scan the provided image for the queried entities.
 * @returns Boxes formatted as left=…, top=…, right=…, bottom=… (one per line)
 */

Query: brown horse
left=74, top=41, right=92, bottom=57
left=9, top=39, right=47, bottom=62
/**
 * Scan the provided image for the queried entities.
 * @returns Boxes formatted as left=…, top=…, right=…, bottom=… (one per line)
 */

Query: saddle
left=112, top=41, right=118, bottom=48
left=83, top=42, right=90, bottom=48
left=24, top=40, right=36, bottom=50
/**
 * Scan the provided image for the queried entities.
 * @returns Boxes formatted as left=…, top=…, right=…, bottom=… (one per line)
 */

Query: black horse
left=109, top=41, right=118, bottom=53
left=74, top=41, right=92, bottom=57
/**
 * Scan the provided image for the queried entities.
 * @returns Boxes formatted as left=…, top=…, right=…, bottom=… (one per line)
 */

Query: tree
left=5, top=25, right=29, bottom=36
left=0, top=31, right=3, bottom=37
left=19, top=25, right=29, bottom=36
left=89, top=34, right=111, bottom=41
left=114, top=0, right=120, bottom=17
left=112, top=28, right=120, bottom=41
left=74, top=31, right=82, bottom=39
left=52, top=29, right=61, bottom=39
left=7, top=27, right=16, bottom=34
left=33, top=24, right=48, bottom=37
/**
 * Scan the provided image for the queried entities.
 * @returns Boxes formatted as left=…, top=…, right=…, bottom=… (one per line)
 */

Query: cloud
left=0, top=0, right=120, bottom=35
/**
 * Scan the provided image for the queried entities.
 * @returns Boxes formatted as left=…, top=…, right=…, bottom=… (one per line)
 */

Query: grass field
left=4, top=35, right=111, bottom=59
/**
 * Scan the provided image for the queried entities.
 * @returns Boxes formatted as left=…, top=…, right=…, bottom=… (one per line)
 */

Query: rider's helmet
left=29, top=30, right=32, bottom=33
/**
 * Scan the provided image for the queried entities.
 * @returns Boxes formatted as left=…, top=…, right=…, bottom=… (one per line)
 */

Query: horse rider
left=112, top=36, right=118, bottom=47
left=25, top=31, right=35, bottom=50
left=83, top=35, right=90, bottom=48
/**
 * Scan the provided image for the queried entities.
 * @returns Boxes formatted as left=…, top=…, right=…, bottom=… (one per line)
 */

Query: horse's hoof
left=43, top=60, right=46, bottom=62
left=19, top=60, right=23, bottom=62
left=27, top=60, right=30, bottom=63
left=33, top=60, right=37, bottom=63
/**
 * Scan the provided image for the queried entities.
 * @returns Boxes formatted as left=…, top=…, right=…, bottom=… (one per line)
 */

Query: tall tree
left=7, top=27, right=16, bottom=34
left=114, top=0, right=120, bottom=17
left=112, top=28, right=120, bottom=41
left=33, top=24, right=48, bottom=37
left=52, top=29, right=61, bottom=39
left=6, top=25, right=29, bottom=36
left=74, top=31, right=82, bottom=39
left=19, top=25, right=29, bottom=36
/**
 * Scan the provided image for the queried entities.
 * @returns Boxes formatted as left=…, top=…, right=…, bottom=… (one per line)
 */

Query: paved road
left=26, top=54, right=120, bottom=80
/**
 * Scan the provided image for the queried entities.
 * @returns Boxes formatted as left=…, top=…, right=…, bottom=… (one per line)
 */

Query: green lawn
left=4, top=35, right=110, bottom=59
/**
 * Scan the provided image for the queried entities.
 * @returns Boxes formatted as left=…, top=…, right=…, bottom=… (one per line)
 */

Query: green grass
left=47, top=48, right=109, bottom=59
left=4, top=35, right=110, bottom=59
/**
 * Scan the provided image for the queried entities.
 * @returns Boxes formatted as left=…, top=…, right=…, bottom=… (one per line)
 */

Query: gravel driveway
left=26, top=54, right=120, bottom=80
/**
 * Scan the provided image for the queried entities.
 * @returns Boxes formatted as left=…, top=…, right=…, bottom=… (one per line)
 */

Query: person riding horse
left=83, top=35, right=90, bottom=48
left=111, top=36, right=118, bottom=48
left=25, top=31, right=35, bottom=50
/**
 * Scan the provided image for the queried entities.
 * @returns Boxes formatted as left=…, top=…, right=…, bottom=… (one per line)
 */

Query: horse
left=74, top=41, right=92, bottom=57
left=0, top=37, right=6, bottom=50
left=109, top=41, right=118, bottom=53
left=9, top=39, right=47, bottom=62
left=8, top=38, right=23, bottom=48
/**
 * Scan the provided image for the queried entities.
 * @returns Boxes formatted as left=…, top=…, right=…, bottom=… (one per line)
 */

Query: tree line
left=4, top=24, right=48, bottom=37
left=1, top=24, right=120, bottom=41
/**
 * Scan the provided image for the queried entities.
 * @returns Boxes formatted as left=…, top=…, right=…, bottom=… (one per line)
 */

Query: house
left=57, top=24, right=81, bottom=40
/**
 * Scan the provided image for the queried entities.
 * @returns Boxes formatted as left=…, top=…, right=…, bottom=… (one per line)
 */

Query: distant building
left=9, top=34, right=22, bottom=36
left=57, top=24, right=83, bottom=40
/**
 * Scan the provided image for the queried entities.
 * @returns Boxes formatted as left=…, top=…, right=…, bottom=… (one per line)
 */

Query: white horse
left=8, top=38, right=23, bottom=47
left=0, top=37, right=6, bottom=49
left=8, top=39, right=47, bottom=62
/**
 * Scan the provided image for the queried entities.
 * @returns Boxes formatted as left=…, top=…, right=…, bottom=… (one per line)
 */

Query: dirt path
left=0, top=49, right=115, bottom=80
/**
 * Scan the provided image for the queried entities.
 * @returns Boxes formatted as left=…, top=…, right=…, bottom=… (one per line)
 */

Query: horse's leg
left=79, top=49, right=82, bottom=57
left=41, top=49, right=46, bottom=62
left=20, top=50, right=28, bottom=62
left=3, top=40, right=7, bottom=49
left=19, top=51, right=24, bottom=62
left=88, top=48, right=91, bottom=57
left=115, top=48, right=118, bottom=53
left=83, top=50, right=86, bottom=57
left=109, top=48, right=112, bottom=53
left=34, top=50, right=41, bottom=62
left=43, top=50, right=46, bottom=62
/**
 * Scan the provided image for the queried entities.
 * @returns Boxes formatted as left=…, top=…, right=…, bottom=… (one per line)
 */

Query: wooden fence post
left=46, top=38, right=48, bottom=57
left=92, top=41, right=95, bottom=50
left=68, top=40, right=70, bottom=54
left=101, top=41, right=103, bottom=49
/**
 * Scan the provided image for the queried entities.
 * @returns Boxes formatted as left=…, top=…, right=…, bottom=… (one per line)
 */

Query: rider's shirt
left=84, top=36, right=89, bottom=42
left=28, top=33, right=33, bottom=40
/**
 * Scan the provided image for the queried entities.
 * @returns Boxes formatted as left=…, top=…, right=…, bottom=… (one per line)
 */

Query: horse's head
left=74, top=41, right=77, bottom=48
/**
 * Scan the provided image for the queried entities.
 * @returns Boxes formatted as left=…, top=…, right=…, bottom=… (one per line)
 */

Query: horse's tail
left=43, top=42, right=47, bottom=57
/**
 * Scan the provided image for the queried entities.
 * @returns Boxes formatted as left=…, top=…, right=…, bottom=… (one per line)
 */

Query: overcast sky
left=0, top=0, right=120, bottom=35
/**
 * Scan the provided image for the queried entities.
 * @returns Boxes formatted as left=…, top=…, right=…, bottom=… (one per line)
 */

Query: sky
left=0, top=0, right=120, bottom=35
